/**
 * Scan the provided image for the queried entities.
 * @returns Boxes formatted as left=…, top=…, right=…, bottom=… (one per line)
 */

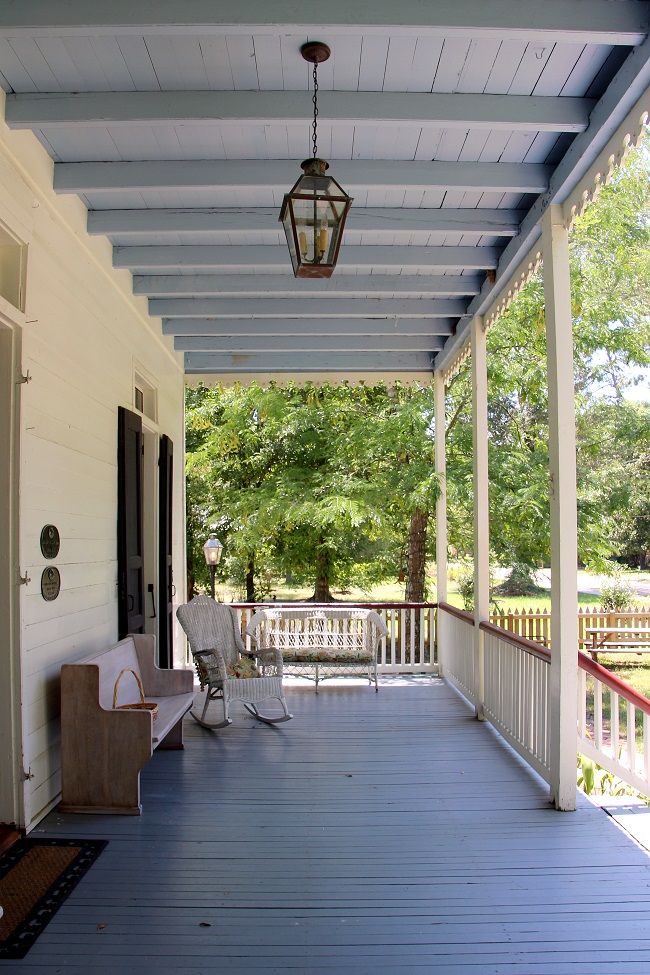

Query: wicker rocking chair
left=176, top=596, right=292, bottom=729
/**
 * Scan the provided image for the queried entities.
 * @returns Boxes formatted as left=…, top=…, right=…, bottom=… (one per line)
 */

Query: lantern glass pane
left=281, top=201, right=299, bottom=274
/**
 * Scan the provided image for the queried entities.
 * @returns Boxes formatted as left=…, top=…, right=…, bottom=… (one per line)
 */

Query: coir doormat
left=0, top=837, right=107, bottom=959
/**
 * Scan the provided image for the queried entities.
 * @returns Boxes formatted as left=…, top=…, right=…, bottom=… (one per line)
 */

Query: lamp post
left=203, top=533, right=223, bottom=599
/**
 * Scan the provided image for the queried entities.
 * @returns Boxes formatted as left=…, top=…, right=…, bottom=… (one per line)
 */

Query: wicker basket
left=112, top=668, right=158, bottom=721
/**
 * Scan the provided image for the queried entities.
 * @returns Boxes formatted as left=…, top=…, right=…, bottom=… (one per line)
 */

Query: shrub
left=600, top=572, right=634, bottom=612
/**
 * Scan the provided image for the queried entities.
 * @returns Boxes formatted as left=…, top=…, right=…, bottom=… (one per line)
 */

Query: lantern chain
left=312, top=61, right=319, bottom=159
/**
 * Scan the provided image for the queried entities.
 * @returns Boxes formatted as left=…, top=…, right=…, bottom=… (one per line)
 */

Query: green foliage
left=445, top=137, right=650, bottom=574
left=577, top=755, right=634, bottom=799
left=600, top=571, right=635, bottom=612
left=184, top=381, right=440, bottom=598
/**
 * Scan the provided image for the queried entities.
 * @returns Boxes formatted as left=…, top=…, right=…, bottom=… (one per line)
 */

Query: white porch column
left=434, top=369, right=448, bottom=604
left=434, top=369, right=448, bottom=676
left=542, top=204, right=578, bottom=812
left=471, top=315, right=489, bottom=719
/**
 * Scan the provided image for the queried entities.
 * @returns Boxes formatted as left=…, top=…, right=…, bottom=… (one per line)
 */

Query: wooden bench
left=60, top=634, right=194, bottom=815
left=246, top=607, right=387, bottom=692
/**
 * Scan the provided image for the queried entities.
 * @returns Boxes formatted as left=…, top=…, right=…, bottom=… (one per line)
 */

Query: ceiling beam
left=1, top=1, right=646, bottom=45
left=149, top=297, right=467, bottom=318
left=56, top=159, right=550, bottom=195
left=174, top=335, right=446, bottom=352
left=114, top=244, right=500, bottom=271
left=6, top=90, right=593, bottom=133
left=184, top=351, right=436, bottom=373
left=89, top=207, right=524, bottom=239
left=134, top=273, right=483, bottom=298
left=162, top=318, right=455, bottom=336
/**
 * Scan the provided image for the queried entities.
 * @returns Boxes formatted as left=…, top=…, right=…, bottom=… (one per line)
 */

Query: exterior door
left=0, top=319, right=23, bottom=828
left=117, top=406, right=144, bottom=637
left=158, top=434, right=174, bottom=667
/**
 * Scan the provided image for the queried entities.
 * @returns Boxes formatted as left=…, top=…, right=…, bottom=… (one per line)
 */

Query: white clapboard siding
left=0, top=118, right=186, bottom=830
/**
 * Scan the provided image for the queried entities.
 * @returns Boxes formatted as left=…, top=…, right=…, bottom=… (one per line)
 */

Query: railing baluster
left=627, top=702, right=636, bottom=775
left=595, top=681, right=603, bottom=750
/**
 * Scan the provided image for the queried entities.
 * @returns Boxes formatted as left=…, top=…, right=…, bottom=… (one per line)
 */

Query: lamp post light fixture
left=203, top=533, right=223, bottom=599
left=279, top=42, right=352, bottom=278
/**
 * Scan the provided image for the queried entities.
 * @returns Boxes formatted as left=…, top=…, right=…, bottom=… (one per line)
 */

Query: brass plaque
left=41, top=566, right=61, bottom=601
left=40, top=524, right=60, bottom=559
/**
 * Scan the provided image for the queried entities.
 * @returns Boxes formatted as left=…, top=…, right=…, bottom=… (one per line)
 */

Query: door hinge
left=16, top=370, right=31, bottom=385
left=18, top=571, right=31, bottom=586
left=23, top=766, right=34, bottom=781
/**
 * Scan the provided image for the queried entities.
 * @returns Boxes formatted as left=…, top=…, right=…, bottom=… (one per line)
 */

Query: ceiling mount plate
left=300, top=42, right=331, bottom=64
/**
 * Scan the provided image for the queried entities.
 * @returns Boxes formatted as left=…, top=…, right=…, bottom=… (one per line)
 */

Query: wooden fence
left=490, top=606, right=650, bottom=649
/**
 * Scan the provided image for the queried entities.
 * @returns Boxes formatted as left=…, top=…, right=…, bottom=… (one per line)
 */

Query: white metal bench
left=247, top=607, right=387, bottom=692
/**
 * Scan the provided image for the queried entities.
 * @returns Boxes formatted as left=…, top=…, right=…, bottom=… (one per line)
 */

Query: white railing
left=232, top=602, right=437, bottom=674
left=578, top=651, right=650, bottom=797
left=481, top=621, right=551, bottom=784
left=437, top=603, right=477, bottom=703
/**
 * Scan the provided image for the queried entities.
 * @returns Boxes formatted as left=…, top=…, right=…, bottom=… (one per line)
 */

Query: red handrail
left=437, top=601, right=474, bottom=624
left=480, top=620, right=552, bottom=663
left=578, top=650, right=650, bottom=716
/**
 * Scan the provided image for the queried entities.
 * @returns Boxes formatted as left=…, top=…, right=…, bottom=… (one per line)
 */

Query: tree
left=444, top=138, right=650, bottom=587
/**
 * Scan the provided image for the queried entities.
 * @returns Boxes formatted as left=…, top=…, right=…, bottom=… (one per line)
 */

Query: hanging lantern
left=279, top=43, right=352, bottom=279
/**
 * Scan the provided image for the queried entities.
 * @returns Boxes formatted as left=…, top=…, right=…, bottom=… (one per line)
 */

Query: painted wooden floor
left=8, top=678, right=650, bottom=975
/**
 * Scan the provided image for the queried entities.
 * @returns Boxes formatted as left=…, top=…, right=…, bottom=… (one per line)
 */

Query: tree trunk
left=405, top=508, right=428, bottom=603
left=245, top=556, right=255, bottom=603
left=404, top=508, right=428, bottom=650
left=310, top=545, right=335, bottom=602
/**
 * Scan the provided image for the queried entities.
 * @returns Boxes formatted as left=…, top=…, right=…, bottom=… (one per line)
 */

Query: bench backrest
left=247, top=608, right=387, bottom=654
left=75, top=637, right=143, bottom=711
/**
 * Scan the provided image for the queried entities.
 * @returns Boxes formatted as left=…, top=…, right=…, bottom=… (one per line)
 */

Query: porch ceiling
left=1, top=2, right=649, bottom=380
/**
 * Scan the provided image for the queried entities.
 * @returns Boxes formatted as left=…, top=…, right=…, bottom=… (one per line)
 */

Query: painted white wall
left=0, top=94, right=187, bottom=831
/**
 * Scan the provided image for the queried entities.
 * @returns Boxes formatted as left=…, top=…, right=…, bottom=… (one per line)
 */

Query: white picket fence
left=232, top=602, right=438, bottom=674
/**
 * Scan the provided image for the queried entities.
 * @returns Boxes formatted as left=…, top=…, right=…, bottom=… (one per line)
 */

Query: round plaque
left=41, top=566, right=61, bottom=602
left=40, top=524, right=60, bottom=560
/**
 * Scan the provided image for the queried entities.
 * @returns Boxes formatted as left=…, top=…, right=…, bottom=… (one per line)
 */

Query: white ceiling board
left=436, top=129, right=470, bottom=161
left=279, top=35, right=310, bottom=90
left=332, top=35, right=363, bottom=90
left=115, top=36, right=159, bottom=89
left=477, top=130, right=512, bottom=162
left=383, top=37, right=418, bottom=91
left=0, top=38, right=38, bottom=91
left=407, top=38, right=444, bottom=92
left=87, top=37, right=135, bottom=90
left=507, top=41, right=552, bottom=95
left=484, top=40, right=527, bottom=94
left=252, top=34, right=283, bottom=89
left=36, top=37, right=87, bottom=89
left=524, top=131, right=561, bottom=164
left=432, top=37, right=472, bottom=92
left=198, top=37, right=235, bottom=89
left=7, top=36, right=62, bottom=89
left=457, top=39, right=501, bottom=92
left=225, top=35, right=258, bottom=89
left=533, top=42, right=585, bottom=96
left=413, top=128, right=444, bottom=160
left=561, top=44, right=613, bottom=96
left=500, top=131, right=539, bottom=164
left=358, top=36, right=389, bottom=91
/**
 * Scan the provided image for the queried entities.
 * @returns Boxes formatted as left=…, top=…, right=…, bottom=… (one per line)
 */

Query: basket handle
left=113, top=668, right=146, bottom=709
